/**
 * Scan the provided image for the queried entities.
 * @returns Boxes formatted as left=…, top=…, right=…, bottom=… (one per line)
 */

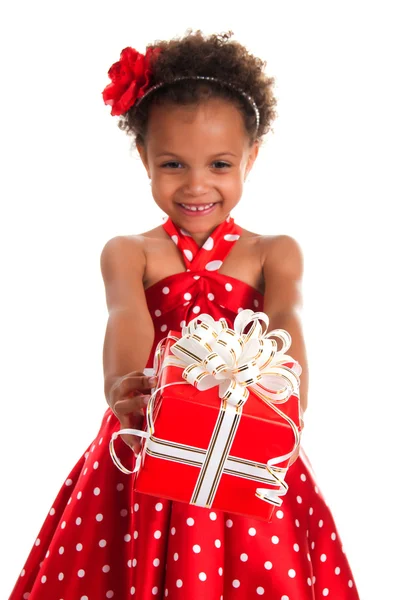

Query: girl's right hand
left=108, top=371, right=157, bottom=453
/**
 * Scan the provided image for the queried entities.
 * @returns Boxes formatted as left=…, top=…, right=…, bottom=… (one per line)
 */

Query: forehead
left=145, top=98, right=249, bottom=155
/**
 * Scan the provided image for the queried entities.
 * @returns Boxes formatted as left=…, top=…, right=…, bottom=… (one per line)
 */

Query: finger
left=118, top=374, right=157, bottom=396
left=119, top=414, right=144, bottom=453
left=113, top=395, right=149, bottom=417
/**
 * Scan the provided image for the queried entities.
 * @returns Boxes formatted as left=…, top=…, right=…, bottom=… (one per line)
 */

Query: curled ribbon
left=110, top=309, right=302, bottom=509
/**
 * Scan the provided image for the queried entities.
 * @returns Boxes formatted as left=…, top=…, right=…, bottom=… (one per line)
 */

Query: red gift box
left=133, top=327, right=302, bottom=522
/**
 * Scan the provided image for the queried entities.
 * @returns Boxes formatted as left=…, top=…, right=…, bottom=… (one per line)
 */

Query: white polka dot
left=49, top=507, right=55, bottom=515
left=132, top=559, right=137, bottom=567
left=232, top=580, right=240, bottom=588
left=323, top=589, right=329, bottom=597
left=67, top=497, right=72, bottom=505
left=103, top=565, right=110, bottom=573
left=120, top=509, right=128, bottom=517
left=154, top=309, right=162, bottom=317
left=348, top=580, right=353, bottom=588
left=130, top=590, right=135, bottom=597
left=96, top=513, right=103, bottom=522
left=331, top=532, right=337, bottom=541
left=152, top=587, right=158, bottom=595
left=41, top=575, right=47, bottom=583
left=226, top=519, right=233, bottom=528
left=281, top=596, right=290, bottom=600
left=23, top=594, right=30, bottom=599
left=215, top=539, right=221, bottom=548
left=127, top=560, right=132, bottom=568
left=117, top=483, right=124, bottom=492
left=183, top=292, right=192, bottom=301
left=65, top=478, right=73, bottom=486
left=58, top=572, right=64, bottom=581
left=199, top=572, right=207, bottom=581
left=293, top=543, right=299, bottom=552
left=256, top=588, right=265, bottom=596
left=295, top=519, right=300, bottom=527
left=193, top=544, right=201, bottom=553
left=307, top=553, right=311, bottom=561
left=99, top=437, right=103, bottom=445
left=311, top=541, right=316, bottom=550
left=106, top=593, right=114, bottom=599
left=76, top=543, right=83, bottom=551
left=254, top=299, right=259, bottom=307
left=224, top=234, right=240, bottom=241
left=309, top=507, right=314, bottom=515
left=61, top=521, right=66, bottom=529
left=154, top=502, right=163, bottom=512
left=35, top=538, right=40, bottom=546
left=276, top=510, right=284, bottom=519
left=180, top=320, right=186, bottom=328
left=124, top=534, right=131, bottom=542
left=93, top=461, right=99, bottom=469
left=154, top=530, right=162, bottom=539
left=93, top=487, right=100, bottom=496
left=207, top=293, right=215, bottom=301
left=193, top=275, right=200, bottom=280
left=133, top=503, right=139, bottom=511
left=171, top=527, right=176, bottom=535
left=225, top=283, right=233, bottom=291
left=202, top=236, right=214, bottom=251
left=240, top=553, right=248, bottom=562
left=171, top=235, right=178, bottom=245
left=315, top=485, right=319, bottom=494
left=187, top=517, right=195, bottom=526
left=306, top=530, right=310, bottom=538
left=307, top=578, right=312, bottom=586
left=162, top=287, right=170, bottom=295
left=173, top=552, right=179, bottom=561
left=59, top=546, right=64, bottom=554
left=81, top=597, right=88, bottom=600
left=77, top=491, right=82, bottom=500
left=83, top=468, right=88, bottom=476
left=176, top=580, right=183, bottom=588
left=237, top=307, right=243, bottom=313
left=248, top=527, right=256, bottom=536
left=153, top=558, right=160, bottom=567
left=296, top=495, right=302, bottom=504
left=99, top=539, right=107, bottom=547
left=264, top=561, right=273, bottom=570
left=209, top=511, right=217, bottom=520
left=192, top=306, right=201, bottom=314
left=335, top=567, right=341, bottom=575
left=271, top=535, right=279, bottom=544
left=164, top=591, right=168, bottom=597
left=205, top=260, right=223, bottom=271
left=134, top=531, right=139, bottom=539
left=183, top=249, right=193, bottom=261
left=20, top=569, right=25, bottom=577
left=78, top=569, right=85, bottom=578
left=319, top=519, right=324, bottom=528
left=321, top=553, right=327, bottom=562
left=301, top=473, right=307, bottom=481
left=288, top=569, right=296, bottom=578
left=218, top=567, right=223, bottom=576
left=160, top=324, right=167, bottom=332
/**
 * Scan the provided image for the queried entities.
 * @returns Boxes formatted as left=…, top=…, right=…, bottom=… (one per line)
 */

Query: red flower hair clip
left=102, top=46, right=161, bottom=116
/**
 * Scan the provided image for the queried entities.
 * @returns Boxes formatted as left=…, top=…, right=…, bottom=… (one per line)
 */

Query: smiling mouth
left=178, top=202, right=216, bottom=212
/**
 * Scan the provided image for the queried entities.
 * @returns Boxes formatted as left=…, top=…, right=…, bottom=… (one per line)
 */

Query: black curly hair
left=117, top=30, right=278, bottom=147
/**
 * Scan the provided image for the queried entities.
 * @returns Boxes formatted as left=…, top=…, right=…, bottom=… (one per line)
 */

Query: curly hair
left=117, top=30, right=278, bottom=147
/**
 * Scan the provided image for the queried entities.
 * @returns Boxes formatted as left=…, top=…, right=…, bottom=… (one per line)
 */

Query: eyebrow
left=155, top=152, right=238, bottom=159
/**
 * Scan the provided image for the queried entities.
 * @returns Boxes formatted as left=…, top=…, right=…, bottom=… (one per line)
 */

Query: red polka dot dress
left=9, top=217, right=360, bottom=600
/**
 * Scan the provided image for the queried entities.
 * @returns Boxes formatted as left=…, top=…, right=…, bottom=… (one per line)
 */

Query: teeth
left=181, top=203, right=214, bottom=212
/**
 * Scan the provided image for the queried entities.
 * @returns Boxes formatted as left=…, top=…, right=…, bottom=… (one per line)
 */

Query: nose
left=183, top=168, right=210, bottom=197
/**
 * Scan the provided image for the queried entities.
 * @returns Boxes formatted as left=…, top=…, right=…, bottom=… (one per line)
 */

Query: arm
left=262, top=235, right=309, bottom=412
left=100, top=235, right=155, bottom=404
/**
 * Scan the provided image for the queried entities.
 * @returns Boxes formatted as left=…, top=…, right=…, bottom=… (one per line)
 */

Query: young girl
left=10, top=31, right=360, bottom=600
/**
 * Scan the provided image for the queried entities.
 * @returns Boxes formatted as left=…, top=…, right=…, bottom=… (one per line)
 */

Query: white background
left=1, top=1, right=397, bottom=598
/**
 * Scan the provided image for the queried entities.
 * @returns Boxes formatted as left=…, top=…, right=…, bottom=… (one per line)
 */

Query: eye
left=161, top=161, right=183, bottom=169
left=212, top=161, right=231, bottom=169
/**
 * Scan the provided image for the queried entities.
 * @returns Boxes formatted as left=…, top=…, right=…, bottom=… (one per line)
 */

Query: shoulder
left=264, top=234, right=304, bottom=279
left=100, top=234, right=146, bottom=283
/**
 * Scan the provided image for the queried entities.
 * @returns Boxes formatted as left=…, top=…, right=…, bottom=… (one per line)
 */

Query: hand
left=109, top=371, right=157, bottom=453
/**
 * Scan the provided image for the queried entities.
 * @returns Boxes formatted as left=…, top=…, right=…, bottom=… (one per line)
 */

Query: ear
left=244, top=140, right=260, bottom=180
left=137, top=143, right=151, bottom=179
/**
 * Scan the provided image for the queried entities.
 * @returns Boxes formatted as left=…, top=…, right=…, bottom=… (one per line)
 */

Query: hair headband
left=102, top=47, right=260, bottom=133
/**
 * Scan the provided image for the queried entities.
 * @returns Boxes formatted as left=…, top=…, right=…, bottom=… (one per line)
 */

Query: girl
left=9, top=31, right=359, bottom=600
